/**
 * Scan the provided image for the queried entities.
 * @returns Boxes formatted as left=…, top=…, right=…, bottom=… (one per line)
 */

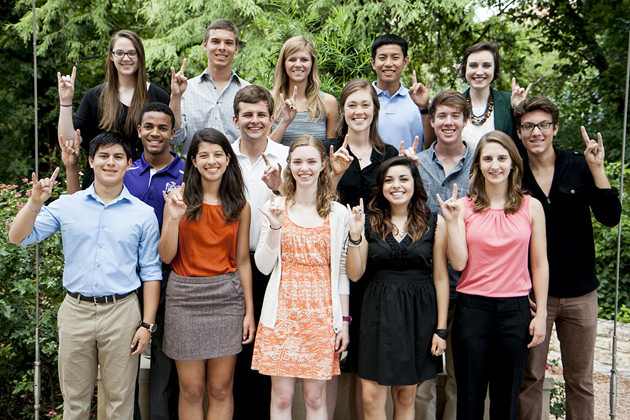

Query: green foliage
left=546, top=358, right=567, bottom=419
left=0, top=179, right=65, bottom=416
left=595, top=163, right=630, bottom=320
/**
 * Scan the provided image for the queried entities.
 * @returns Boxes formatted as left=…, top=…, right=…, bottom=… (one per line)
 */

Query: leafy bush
left=594, top=163, right=630, bottom=321
left=0, top=178, right=65, bottom=418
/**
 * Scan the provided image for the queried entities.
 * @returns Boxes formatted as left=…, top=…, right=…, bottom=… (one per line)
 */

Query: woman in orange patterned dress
left=252, top=134, right=350, bottom=419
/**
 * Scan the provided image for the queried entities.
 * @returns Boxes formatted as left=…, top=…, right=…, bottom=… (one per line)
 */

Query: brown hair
left=429, top=89, right=471, bottom=122
left=272, top=36, right=326, bottom=122
left=335, top=78, right=387, bottom=154
left=513, top=96, right=560, bottom=130
left=469, top=131, right=525, bottom=215
left=457, top=42, right=502, bottom=84
left=368, top=156, right=431, bottom=243
left=233, top=85, right=275, bottom=117
left=99, top=30, right=150, bottom=138
left=280, top=134, right=337, bottom=218
left=204, top=19, right=239, bottom=44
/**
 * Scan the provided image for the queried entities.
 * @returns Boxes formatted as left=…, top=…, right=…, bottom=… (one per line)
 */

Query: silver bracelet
left=28, top=202, right=41, bottom=213
left=269, top=225, right=282, bottom=230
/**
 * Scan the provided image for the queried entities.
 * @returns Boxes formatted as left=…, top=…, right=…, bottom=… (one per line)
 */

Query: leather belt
left=67, top=290, right=135, bottom=304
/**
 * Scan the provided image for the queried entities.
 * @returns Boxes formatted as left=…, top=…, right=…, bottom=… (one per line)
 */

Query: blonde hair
left=469, top=131, right=525, bottom=215
left=99, top=30, right=150, bottom=138
left=280, top=134, right=338, bottom=218
left=272, top=36, right=326, bottom=122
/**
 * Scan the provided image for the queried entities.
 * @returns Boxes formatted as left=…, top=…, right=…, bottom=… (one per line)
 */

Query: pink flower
left=22, top=177, right=28, bottom=183
left=16, top=193, right=22, bottom=197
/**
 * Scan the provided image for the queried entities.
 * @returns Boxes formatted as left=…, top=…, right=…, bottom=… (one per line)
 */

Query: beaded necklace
left=468, top=90, right=494, bottom=126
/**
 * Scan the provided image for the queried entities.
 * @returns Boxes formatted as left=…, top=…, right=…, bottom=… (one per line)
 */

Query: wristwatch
left=140, top=321, right=157, bottom=333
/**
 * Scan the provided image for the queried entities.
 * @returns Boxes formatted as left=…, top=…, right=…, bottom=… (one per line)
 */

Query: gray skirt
left=163, top=270, right=245, bottom=361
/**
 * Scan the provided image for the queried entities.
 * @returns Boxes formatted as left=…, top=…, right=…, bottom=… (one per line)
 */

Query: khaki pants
left=58, top=293, right=142, bottom=420
left=518, top=290, right=598, bottom=420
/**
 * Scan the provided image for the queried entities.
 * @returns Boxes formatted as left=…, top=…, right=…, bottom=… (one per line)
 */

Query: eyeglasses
left=520, top=121, right=553, bottom=132
left=112, top=50, right=138, bottom=59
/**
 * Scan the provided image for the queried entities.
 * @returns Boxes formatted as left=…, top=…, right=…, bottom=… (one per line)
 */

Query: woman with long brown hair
left=57, top=30, right=170, bottom=192
left=346, top=156, right=449, bottom=420
left=269, top=36, right=338, bottom=145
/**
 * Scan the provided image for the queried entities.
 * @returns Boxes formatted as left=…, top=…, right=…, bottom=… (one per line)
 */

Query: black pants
left=452, top=293, right=531, bottom=420
left=232, top=254, right=272, bottom=420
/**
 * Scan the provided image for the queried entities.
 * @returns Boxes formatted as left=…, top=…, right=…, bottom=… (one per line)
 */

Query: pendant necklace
left=468, top=90, right=494, bottom=126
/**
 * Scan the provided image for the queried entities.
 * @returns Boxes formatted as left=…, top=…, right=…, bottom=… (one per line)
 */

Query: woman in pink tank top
left=438, top=130, right=548, bottom=420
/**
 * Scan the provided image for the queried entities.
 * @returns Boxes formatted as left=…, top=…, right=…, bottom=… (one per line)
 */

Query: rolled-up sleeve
left=137, top=213, right=162, bottom=282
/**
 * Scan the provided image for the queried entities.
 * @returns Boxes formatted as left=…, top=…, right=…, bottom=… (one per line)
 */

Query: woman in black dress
left=346, top=156, right=449, bottom=420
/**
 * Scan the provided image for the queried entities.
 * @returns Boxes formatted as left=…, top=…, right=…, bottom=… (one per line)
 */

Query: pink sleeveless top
left=457, top=195, right=532, bottom=298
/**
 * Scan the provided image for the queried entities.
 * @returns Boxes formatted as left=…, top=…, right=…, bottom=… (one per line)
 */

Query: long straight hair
left=469, top=131, right=525, bottom=215
left=272, top=36, right=326, bottom=122
left=368, top=156, right=431, bottom=243
left=99, top=30, right=150, bottom=138
left=280, top=134, right=337, bottom=218
left=182, top=128, right=247, bottom=223
left=335, top=78, right=387, bottom=155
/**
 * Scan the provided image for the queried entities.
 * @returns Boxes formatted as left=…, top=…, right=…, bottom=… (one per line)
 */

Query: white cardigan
left=255, top=197, right=349, bottom=333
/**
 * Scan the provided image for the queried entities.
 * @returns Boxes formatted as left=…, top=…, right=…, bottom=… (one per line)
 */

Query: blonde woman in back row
left=269, top=36, right=339, bottom=146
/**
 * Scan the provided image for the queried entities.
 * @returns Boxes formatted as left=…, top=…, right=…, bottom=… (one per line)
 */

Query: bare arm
left=170, top=59, right=188, bottom=132
left=527, top=198, right=549, bottom=348
left=345, top=199, right=368, bottom=281
left=431, top=215, right=449, bottom=356
left=324, top=93, right=339, bottom=139
left=236, top=203, right=256, bottom=344
left=131, top=280, right=160, bottom=355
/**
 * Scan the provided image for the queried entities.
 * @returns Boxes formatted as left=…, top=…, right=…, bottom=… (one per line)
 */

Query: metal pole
left=610, top=23, right=630, bottom=420
left=32, top=0, right=41, bottom=418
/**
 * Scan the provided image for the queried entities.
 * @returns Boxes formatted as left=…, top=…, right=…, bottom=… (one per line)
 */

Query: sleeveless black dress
left=357, top=212, right=440, bottom=386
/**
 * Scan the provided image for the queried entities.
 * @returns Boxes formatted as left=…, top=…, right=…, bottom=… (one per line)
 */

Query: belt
left=67, top=290, right=135, bottom=304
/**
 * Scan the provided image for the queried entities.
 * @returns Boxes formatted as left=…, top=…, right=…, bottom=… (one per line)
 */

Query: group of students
left=9, top=17, right=622, bottom=420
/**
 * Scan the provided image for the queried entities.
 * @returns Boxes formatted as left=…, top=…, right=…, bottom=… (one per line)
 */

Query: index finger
left=292, top=85, right=298, bottom=101
left=399, top=141, right=405, bottom=154
left=180, top=181, right=185, bottom=195
left=412, top=70, right=417, bottom=85
left=49, top=167, right=60, bottom=184
left=425, top=74, right=430, bottom=87
left=580, top=126, right=590, bottom=145
left=341, top=134, right=349, bottom=150
left=180, top=58, right=187, bottom=73
left=359, top=197, right=364, bottom=213
left=524, top=83, right=532, bottom=96
left=71, top=66, right=76, bottom=83
left=262, top=153, right=270, bottom=166
left=451, top=184, right=458, bottom=200
left=512, top=77, right=516, bottom=91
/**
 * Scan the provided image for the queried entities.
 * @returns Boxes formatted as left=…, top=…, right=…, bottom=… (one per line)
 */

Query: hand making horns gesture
left=171, top=59, right=188, bottom=97
left=279, top=85, right=299, bottom=124
left=259, top=192, right=284, bottom=230
left=436, top=184, right=461, bottom=223
left=399, top=136, right=420, bottom=166
left=330, top=135, right=354, bottom=177
left=163, top=182, right=187, bottom=221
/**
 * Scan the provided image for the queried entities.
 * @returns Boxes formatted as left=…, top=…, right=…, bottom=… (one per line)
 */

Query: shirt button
left=571, top=189, right=575, bottom=194
left=95, top=283, right=98, bottom=287
left=97, top=264, right=100, bottom=268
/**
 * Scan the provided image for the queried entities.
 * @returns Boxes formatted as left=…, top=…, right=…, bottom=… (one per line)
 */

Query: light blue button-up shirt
left=373, top=81, right=424, bottom=150
left=19, top=185, right=162, bottom=296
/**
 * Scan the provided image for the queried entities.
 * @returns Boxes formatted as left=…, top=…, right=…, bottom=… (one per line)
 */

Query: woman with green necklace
left=458, top=42, right=530, bottom=154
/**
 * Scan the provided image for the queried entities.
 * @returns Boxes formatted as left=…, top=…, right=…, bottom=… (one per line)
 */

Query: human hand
left=130, top=327, right=151, bottom=356
left=510, top=77, right=532, bottom=108
left=57, top=66, right=76, bottom=105
left=528, top=295, right=537, bottom=317
left=30, top=167, right=59, bottom=208
left=59, top=129, right=82, bottom=167
left=528, top=314, right=547, bottom=348
left=330, top=135, right=354, bottom=177
left=436, top=184, right=461, bottom=223
left=409, top=71, right=430, bottom=109
left=162, top=182, right=187, bottom=221
left=398, top=136, right=420, bottom=166
left=431, top=334, right=447, bottom=356
left=261, top=154, right=282, bottom=191
left=170, top=59, right=188, bottom=97
left=335, top=322, right=350, bottom=354
left=258, top=192, right=284, bottom=229
left=242, top=313, right=256, bottom=344
left=581, top=126, right=605, bottom=167
left=347, top=198, right=365, bottom=240
left=279, top=86, right=298, bottom=124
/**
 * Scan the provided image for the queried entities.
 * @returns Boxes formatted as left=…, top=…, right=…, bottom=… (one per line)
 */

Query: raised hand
left=59, top=129, right=82, bottom=167
left=261, top=154, right=283, bottom=191
left=510, top=77, right=532, bottom=108
left=408, top=71, right=431, bottom=109
left=259, top=192, right=284, bottom=229
left=330, top=135, right=354, bottom=177
left=30, top=167, right=60, bottom=207
left=581, top=126, right=605, bottom=166
left=436, top=184, right=461, bottom=223
left=163, top=183, right=187, bottom=221
left=399, top=136, right=420, bottom=166
left=170, top=59, right=188, bottom=97
left=57, top=66, right=76, bottom=105
left=279, top=86, right=298, bottom=124
left=347, top=198, right=365, bottom=239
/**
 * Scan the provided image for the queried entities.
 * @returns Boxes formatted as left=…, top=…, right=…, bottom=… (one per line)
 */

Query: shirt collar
left=199, top=69, right=246, bottom=86
left=429, top=140, right=473, bottom=163
left=133, top=152, right=184, bottom=177
left=372, top=81, right=408, bottom=98
left=83, top=183, right=133, bottom=206
left=233, top=137, right=287, bottom=159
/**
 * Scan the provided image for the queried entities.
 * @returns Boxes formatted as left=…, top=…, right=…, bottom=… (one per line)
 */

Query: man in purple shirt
left=124, top=102, right=185, bottom=420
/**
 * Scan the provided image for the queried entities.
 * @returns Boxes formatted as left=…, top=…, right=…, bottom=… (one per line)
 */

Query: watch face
left=150, top=324, right=157, bottom=333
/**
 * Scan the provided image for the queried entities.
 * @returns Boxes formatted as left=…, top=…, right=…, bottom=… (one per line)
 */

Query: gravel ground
left=549, top=368, right=630, bottom=419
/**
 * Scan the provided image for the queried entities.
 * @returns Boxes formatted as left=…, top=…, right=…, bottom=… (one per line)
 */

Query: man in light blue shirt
left=414, top=89, right=472, bottom=420
left=9, top=132, right=162, bottom=420
left=170, top=19, right=250, bottom=157
left=371, top=34, right=432, bottom=150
